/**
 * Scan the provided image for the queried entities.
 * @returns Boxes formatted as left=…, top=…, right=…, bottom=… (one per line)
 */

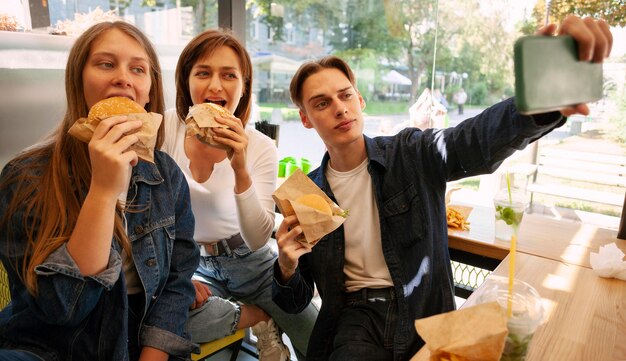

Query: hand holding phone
left=514, top=35, right=603, bottom=115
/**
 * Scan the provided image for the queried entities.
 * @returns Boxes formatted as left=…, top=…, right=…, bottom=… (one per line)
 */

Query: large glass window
left=1, top=0, right=624, bottom=224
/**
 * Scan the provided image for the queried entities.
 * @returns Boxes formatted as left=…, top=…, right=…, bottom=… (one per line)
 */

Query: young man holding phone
left=272, top=15, right=612, bottom=361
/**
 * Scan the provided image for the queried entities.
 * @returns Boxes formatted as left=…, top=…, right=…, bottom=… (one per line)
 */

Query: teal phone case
left=514, top=35, right=603, bottom=115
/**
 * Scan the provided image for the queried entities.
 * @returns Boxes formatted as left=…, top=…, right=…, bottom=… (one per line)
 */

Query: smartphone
left=514, top=35, right=603, bottom=115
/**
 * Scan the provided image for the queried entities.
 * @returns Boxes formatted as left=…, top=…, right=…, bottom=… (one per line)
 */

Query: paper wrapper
left=185, top=105, right=230, bottom=150
left=413, top=302, right=508, bottom=361
left=445, top=187, right=472, bottom=230
left=590, top=242, right=626, bottom=281
left=67, top=112, right=162, bottom=163
left=272, top=169, right=347, bottom=246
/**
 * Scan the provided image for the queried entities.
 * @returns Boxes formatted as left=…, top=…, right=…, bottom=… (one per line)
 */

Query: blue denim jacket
left=0, top=150, right=200, bottom=361
left=273, top=99, right=564, bottom=360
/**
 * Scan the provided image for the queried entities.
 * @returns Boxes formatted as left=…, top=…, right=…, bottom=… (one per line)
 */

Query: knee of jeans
left=187, top=298, right=240, bottom=343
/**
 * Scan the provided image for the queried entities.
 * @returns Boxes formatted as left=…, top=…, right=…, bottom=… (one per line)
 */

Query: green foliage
left=609, top=91, right=626, bottom=144
left=330, top=0, right=402, bottom=59
left=362, top=101, right=408, bottom=115
left=495, top=205, right=523, bottom=227
left=534, top=0, right=626, bottom=27
left=469, top=81, right=488, bottom=105
left=501, top=332, right=533, bottom=361
left=258, top=106, right=300, bottom=121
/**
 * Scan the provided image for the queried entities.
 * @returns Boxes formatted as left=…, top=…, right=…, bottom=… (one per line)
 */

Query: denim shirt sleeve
left=418, top=98, right=564, bottom=182
left=35, top=243, right=122, bottom=288
left=271, top=257, right=314, bottom=314
left=25, top=244, right=122, bottom=325
left=139, top=154, right=200, bottom=358
left=0, top=159, right=123, bottom=327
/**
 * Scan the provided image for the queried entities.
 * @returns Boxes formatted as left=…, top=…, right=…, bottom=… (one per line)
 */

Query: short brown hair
left=289, top=56, right=356, bottom=110
left=175, top=29, right=253, bottom=125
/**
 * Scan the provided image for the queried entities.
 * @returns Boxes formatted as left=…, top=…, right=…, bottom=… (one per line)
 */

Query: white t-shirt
left=326, top=159, right=393, bottom=292
left=161, top=109, right=278, bottom=251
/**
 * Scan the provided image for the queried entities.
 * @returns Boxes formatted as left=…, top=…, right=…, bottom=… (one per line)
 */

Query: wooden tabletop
left=447, top=203, right=623, bottom=268
left=412, top=252, right=626, bottom=361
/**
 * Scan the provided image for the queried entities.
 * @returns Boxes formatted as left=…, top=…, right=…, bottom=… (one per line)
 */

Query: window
left=1, top=1, right=624, bottom=223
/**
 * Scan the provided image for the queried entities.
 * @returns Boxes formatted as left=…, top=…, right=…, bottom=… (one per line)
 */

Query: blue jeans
left=186, top=243, right=318, bottom=359
left=329, top=297, right=398, bottom=361
left=0, top=350, right=44, bottom=361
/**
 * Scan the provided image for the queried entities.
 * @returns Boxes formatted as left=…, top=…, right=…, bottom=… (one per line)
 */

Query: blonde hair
left=0, top=21, right=165, bottom=295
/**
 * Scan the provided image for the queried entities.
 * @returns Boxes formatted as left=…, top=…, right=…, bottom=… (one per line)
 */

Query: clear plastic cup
left=494, top=197, right=526, bottom=241
left=478, top=276, right=544, bottom=361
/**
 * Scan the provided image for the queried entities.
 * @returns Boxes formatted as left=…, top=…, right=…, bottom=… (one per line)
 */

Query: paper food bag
left=413, top=302, right=508, bottom=361
left=68, top=112, right=162, bottom=163
left=272, top=169, right=348, bottom=245
left=185, top=103, right=231, bottom=150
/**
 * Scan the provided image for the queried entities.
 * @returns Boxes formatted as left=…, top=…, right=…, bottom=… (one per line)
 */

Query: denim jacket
left=0, top=150, right=200, bottom=361
left=273, top=99, right=564, bottom=360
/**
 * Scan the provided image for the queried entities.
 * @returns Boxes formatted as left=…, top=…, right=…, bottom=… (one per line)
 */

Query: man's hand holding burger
left=275, top=215, right=314, bottom=284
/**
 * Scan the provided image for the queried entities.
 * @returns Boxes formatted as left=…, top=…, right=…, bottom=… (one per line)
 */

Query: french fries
left=446, top=206, right=471, bottom=231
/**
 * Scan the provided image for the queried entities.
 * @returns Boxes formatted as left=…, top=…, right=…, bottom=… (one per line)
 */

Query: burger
left=185, top=102, right=231, bottom=150
left=67, top=96, right=161, bottom=163
left=88, top=96, right=146, bottom=121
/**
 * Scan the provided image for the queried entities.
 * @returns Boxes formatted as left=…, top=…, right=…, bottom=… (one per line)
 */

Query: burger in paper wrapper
left=67, top=97, right=162, bottom=163
left=273, top=169, right=348, bottom=246
left=185, top=103, right=231, bottom=150
left=412, top=302, right=508, bottom=361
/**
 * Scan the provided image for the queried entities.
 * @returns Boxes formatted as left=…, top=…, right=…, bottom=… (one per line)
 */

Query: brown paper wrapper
left=413, top=302, right=508, bottom=361
left=272, top=169, right=347, bottom=245
left=185, top=105, right=230, bottom=150
left=67, top=112, right=162, bottom=163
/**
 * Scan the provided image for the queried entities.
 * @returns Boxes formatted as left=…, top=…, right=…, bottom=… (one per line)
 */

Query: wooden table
left=413, top=252, right=626, bottom=361
left=448, top=203, right=624, bottom=268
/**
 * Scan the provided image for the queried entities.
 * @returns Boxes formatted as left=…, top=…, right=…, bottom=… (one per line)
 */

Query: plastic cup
left=284, top=160, right=300, bottom=177
left=300, top=158, right=311, bottom=174
left=278, top=160, right=287, bottom=177
left=278, top=157, right=295, bottom=177
left=478, top=276, right=544, bottom=361
left=494, top=197, right=527, bottom=241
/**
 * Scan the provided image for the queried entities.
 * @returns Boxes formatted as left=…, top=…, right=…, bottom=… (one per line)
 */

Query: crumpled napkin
left=589, top=243, right=626, bottom=281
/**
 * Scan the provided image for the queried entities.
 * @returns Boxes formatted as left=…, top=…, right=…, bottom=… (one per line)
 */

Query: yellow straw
left=507, top=233, right=517, bottom=318
left=506, top=171, right=515, bottom=318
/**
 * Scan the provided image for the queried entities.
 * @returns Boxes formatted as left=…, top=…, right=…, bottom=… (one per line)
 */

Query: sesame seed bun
left=88, top=97, right=146, bottom=120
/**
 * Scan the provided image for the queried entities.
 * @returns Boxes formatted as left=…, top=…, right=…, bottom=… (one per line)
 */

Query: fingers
left=596, top=18, right=613, bottom=58
left=275, top=215, right=313, bottom=277
left=536, top=23, right=557, bottom=36
left=212, top=116, right=248, bottom=150
left=87, top=116, right=142, bottom=197
left=191, top=280, right=211, bottom=309
left=558, top=15, right=611, bottom=63
left=92, top=116, right=142, bottom=141
left=558, top=15, right=594, bottom=61
left=559, top=103, right=589, bottom=117
left=275, top=215, right=300, bottom=239
left=582, top=17, right=611, bottom=62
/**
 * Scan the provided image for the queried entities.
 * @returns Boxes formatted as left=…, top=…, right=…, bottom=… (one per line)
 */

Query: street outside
left=274, top=107, right=485, bottom=168
left=272, top=104, right=624, bottom=229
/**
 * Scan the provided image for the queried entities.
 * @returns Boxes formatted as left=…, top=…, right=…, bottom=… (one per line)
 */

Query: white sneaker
left=251, top=319, right=291, bottom=361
